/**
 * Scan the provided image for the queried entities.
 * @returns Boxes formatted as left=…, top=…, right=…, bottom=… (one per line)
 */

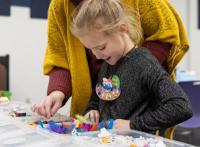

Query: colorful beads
left=37, top=115, right=115, bottom=134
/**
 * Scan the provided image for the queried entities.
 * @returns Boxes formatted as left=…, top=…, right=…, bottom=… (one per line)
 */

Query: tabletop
left=0, top=101, right=197, bottom=147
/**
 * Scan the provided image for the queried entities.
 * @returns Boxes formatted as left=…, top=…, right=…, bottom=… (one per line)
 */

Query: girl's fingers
left=44, top=99, right=53, bottom=118
left=89, top=111, right=95, bottom=122
left=51, top=101, right=61, bottom=116
left=89, top=110, right=99, bottom=123
left=37, top=101, right=47, bottom=118
left=94, top=111, right=99, bottom=123
left=31, top=103, right=36, bottom=112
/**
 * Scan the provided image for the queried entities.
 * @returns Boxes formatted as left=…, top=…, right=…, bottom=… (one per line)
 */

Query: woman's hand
left=31, top=90, right=65, bottom=119
left=114, top=119, right=130, bottom=130
left=85, top=110, right=100, bottom=123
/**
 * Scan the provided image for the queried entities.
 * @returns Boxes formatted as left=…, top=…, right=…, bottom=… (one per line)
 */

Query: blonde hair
left=70, top=0, right=143, bottom=46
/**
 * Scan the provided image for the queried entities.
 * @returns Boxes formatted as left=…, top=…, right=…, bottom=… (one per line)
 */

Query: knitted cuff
left=130, top=116, right=143, bottom=131
left=47, top=67, right=72, bottom=106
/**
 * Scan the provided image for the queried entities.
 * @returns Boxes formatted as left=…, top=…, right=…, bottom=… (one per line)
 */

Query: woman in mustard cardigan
left=32, top=0, right=190, bottom=138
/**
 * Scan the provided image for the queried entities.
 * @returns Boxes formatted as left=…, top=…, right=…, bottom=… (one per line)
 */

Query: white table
left=0, top=101, right=197, bottom=147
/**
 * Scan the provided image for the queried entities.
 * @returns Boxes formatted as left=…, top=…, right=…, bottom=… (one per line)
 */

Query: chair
left=179, top=81, right=200, bottom=128
left=173, top=81, right=200, bottom=146
left=0, top=55, right=9, bottom=90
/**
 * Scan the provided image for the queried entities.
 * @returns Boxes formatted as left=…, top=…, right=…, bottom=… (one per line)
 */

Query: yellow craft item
left=0, top=97, right=9, bottom=102
left=100, top=137, right=112, bottom=143
left=130, top=144, right=138, bottom=147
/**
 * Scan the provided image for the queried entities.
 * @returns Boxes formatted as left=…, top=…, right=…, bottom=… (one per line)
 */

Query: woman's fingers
left=38, top=103, right=47, bottom=117
left=32, top=101, right=48, bottom=118
left=51, top=101, right=61, bottom=116
left=31, top=103, right=37, bottom=112
left=44, top=98, right=53, bottom=118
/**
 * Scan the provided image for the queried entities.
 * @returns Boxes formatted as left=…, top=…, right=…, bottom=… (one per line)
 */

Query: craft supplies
left=100, top=137, right=112, bottom=143
left=8, top=105, right=27, bottom=117
left=97, top=128, right=112, bottom=138
left=26, top=120, right=38, bottom=126
left=36, top=114, right=115, bottom=135
left=48, top=113, right=70, bottom=123
left=0, top=97, right=9, bottom=103
left=0, top=102, right=194, bottom=147
left=38, top=119, right=75, bottom=134
left=14, top=110, right=26, bottom=117
left=0, top=91, right=12, bottom=103
left=0, top=91, right=12, bottom=98
left=71, top=128, right=81, bottom=136
left=72, top=129, right=167, bottom=147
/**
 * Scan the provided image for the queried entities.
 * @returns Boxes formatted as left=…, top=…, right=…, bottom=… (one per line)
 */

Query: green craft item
left=111, top=75, right=120, bottom=88
left=3, top=91, right=12, bottom=99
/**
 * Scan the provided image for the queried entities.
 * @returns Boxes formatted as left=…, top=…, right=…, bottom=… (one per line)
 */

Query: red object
left=89, top=123, right=99, bottom=131
left=104, top=121, right=108, bottom=128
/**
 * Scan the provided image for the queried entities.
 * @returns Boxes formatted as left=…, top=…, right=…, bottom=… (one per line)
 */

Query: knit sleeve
left=43, top=0, right=69, bottom=75
left=130, top=60, right=193, bottom=131
left=47, top=67, right=72, bottom=106
left=143, top=41, right=171, bottom=65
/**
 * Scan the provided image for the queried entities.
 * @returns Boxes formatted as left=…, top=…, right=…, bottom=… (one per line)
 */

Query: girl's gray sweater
left=87, top=47, right=192, bottom=132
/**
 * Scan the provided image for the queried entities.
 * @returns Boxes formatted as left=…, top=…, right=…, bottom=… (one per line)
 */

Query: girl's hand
left=85, top=110, right=100, bottom=123
left=114, top=119, right=130, bottom=130
left=31, top=90, right=65, bottom=119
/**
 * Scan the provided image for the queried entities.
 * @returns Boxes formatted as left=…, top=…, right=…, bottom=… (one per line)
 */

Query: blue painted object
left=38, top=119, right=44, bottom=128
left=48, top=121, right=69, bottom=134
left=107, top=119, right=114, bottom=129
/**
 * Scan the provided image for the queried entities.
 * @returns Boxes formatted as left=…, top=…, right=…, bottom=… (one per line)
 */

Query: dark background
left=0, top=0, right=50, bottom=19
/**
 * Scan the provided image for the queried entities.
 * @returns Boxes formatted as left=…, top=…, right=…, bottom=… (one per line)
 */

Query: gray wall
left=0, top=6, right=48, bottom=102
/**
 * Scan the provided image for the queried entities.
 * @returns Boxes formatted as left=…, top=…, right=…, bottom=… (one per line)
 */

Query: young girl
left=70, top=0, right=192, bottom=133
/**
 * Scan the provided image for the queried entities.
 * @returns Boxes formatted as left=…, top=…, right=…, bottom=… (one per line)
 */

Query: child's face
left=79, top=28, right=131, bottom=65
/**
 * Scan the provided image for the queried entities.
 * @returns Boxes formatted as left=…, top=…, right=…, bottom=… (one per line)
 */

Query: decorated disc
left=96, top=75, right=121, bottom=101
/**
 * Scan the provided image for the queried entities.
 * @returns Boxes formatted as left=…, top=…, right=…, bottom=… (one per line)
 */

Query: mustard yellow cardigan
left=43, top=0, right=189, bottom=117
